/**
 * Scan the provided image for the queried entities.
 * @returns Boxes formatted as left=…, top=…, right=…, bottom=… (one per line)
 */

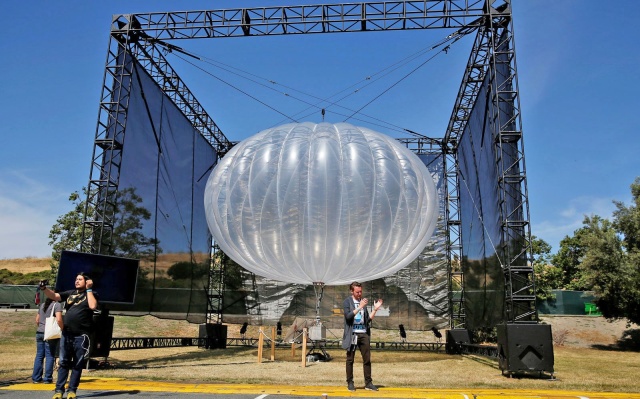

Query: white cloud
left=532, top=196, right=617, bottom=252
left=0, top=170, right=70, bottom=259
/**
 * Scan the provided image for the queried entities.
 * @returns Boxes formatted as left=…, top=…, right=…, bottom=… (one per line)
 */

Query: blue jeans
left=55, top=331, right=90, bottom=393
left=32, top=332, right=59, bottom=383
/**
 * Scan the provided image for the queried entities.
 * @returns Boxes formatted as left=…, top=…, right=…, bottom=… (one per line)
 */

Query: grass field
left=2, top=310, right=640, bottom=393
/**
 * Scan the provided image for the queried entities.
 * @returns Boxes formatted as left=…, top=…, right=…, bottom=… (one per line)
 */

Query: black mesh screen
left=456, top=31, right=522, bottom=329
left=458, top=75, right=506, bottom=327
left=107, top=58, right=217, bottom=323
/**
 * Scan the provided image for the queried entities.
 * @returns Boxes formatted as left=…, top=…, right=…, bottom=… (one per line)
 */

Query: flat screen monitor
left=55, top=251, right=139, bottom=304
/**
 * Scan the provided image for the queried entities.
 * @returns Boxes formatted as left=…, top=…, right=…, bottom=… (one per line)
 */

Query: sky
left=0, top=1, right=638, bottom=260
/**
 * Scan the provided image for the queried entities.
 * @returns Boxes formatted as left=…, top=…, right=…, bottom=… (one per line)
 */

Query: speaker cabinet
left=199, top=323, right=228, bottom=349
left=90, top=314, right=114, bottom=358
left=446, top=329, right=471, bottom=354
left=497, top=324, right=554, bottom=376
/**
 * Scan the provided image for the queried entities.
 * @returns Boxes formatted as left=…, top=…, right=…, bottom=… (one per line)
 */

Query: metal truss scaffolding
left=443, top=2, right=534, bottom=326
left=82, top=0, right=535, bottom=327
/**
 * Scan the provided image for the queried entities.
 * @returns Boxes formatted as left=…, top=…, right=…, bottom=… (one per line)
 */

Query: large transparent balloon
left=204, top=122, right=439, bottom=285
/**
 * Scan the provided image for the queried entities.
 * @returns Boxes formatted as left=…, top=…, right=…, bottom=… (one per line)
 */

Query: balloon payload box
left=309, top=325, right=326, bottom=341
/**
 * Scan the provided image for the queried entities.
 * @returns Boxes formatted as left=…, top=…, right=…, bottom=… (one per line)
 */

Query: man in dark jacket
left=342, top=281, right=383, bottom=392
left=41, top=273, right=98, bottom=399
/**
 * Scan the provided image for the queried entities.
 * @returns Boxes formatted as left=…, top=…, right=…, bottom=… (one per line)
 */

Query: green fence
left=0, top=285, right=39, bottom=308
left=537, top=290, right=601, bottom=315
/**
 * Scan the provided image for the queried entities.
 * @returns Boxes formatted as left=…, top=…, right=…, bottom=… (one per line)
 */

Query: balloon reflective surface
left=204, top=122, right=438, bottom=285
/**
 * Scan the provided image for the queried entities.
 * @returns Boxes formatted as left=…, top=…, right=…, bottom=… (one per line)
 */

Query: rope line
left=166, top=31, right=464, bottom=135
left=344, top=34, right=463, bottom=121
left=174, top=53, right=411, bottom=135
left=173, top=54, right=299, bottom=123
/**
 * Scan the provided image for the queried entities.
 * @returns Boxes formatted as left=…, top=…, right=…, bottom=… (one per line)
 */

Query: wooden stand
left=270, top=326, right=276, bottom=361
left=256, top=325, right=310, bottom=368
left=257, top=326, right=264, bottom=363
left=301, top=327, right=308, bottom=367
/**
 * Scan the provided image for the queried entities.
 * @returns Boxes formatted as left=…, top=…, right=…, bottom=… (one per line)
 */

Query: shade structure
left=204, top=122, right=439, bottom=285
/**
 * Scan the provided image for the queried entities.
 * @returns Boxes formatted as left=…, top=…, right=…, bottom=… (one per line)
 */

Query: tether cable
left=343, top=34, right=463, bottom=122
left=173, top=53, right=299, bottom=123
left=172, top=52, right=407, bottom=134
left=167, top=30, right=464, bottom=136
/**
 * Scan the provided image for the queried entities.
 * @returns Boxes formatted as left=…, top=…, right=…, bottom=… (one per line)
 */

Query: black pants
left=345, top=332, right=371, bottom=384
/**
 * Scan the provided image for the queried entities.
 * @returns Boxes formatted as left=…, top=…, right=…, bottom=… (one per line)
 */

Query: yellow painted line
left=4, top=378, right=640, bottom=399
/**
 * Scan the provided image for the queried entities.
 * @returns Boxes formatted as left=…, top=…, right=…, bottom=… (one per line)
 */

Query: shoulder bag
left=44, top=303, right=62, bottom=341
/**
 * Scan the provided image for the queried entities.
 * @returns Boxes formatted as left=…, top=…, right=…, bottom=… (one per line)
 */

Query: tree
left=531, top=235, right=562, bottom=302
left=551, top=177, right=640, bottom=326
left=531, top=235, right=552, bottom=267
left=110, top=187, right=159, bottom=259
left=48, top=191, right=87, bottom=277
left=578, top=215, right=629, bottom=322
left=551, top=228, right=591, bottom=290
left=607, top=177, right=640, bottom=325
left=48, top=187, right=160, bottom=281
left=167, top=261, right=208, bottom=281
left=0, top=269, right=51, bottom=285
left=613, top=177, right=640, bottom=253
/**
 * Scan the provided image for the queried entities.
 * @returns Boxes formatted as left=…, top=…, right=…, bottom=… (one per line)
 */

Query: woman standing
left=32, top=296, right=62, bottom=383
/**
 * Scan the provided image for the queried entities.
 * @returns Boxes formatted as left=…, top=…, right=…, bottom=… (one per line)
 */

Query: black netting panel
left=108, top=58, right=216, bottom=323
left=458, top=68, right=506, bottom=329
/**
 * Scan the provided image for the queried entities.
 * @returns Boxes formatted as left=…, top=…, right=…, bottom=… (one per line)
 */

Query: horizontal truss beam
left=112, top=1, right=492, bottom=40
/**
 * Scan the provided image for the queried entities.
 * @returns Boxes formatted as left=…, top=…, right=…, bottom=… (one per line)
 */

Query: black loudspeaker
left=497, top=324, right=554, bottom=376
left=199, top=323, right=228, bottom=349
left=446, top=329, right=471, bottom=354
left=90, top=314, right=114, bottom=358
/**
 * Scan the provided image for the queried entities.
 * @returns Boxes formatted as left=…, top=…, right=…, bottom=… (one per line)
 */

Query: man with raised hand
left=342, top=281, right=383, bottom=392
left=41, top=272, right=99, bottom=399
